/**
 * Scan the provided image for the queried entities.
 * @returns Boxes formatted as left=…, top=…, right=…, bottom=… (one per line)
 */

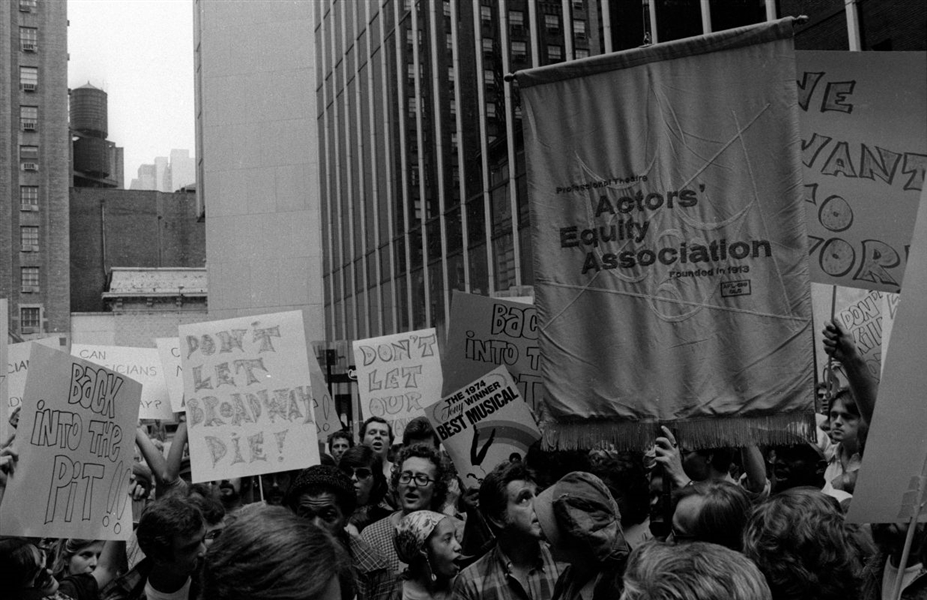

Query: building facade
left=1, top=0, right=71, bottom=340
left=315, top=0, right=925, bottom=348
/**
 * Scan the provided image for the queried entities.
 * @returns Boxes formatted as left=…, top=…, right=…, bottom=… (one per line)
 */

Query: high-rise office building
left=1, top=0, right=71, bottom=339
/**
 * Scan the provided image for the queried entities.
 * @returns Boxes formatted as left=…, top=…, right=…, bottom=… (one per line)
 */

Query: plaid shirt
left=349, top=532, right=396, bottom=600
left=452, top=543, right=562, bottom=600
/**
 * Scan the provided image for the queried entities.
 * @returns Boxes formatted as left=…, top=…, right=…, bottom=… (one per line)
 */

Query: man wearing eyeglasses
left=360, top=443, right=459, bottom=585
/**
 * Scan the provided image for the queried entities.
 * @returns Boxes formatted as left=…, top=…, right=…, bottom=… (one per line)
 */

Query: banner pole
left=257, top=475, right=265, bottom=504
left=891, top=456, right=927, bottom=600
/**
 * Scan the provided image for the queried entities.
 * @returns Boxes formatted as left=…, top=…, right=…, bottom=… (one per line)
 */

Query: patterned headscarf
left=393, top=510, right=446, bottom=564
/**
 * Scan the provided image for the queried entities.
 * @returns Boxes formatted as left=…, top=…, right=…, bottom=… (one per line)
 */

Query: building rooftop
left=103, top=267, right=207, bottom=298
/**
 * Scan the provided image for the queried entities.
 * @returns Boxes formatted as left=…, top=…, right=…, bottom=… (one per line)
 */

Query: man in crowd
left=453, top=461, right=561, bottom=600
left=285, top=465, right=391, bottom=600
left=361, top=416, right=394, bottom=479
left=328, top=430, right=355, bottom=465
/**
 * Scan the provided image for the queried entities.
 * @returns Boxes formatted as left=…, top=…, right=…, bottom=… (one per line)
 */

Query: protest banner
left=352, top=328, right=441, bottom=439
left=0, top=344, right=142, bottom=540
left=848, top=188, right=927, bottom=524
left=180, top=310, right=320, bottom=483
left=426, top=366, right=541, bottom=488
left=0, top=300, right=6, bottom=442
left=442, top=292, right=545, bottom=417
left=72, top=344, right=173, bottom=421
left=516, top=19, right=814, bottom=449
left=156, top=337, right=185, bottom=411
left=308, top=351, right=345, bottom=441
left=881, top=292, right=900, bottom=373
left=797, top=51, right=927, bottom=293
left=3, top=337, right=70, bottom=442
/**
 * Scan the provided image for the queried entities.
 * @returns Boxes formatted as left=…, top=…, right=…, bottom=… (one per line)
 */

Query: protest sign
left=180, top=311, right=320, bottom=483
left=3, top=337, right=70, bottom=442
left=0, top=344, right=142, bottom=540
left=881, top=292, right=900, bottom=373
left=156, top=337, right=185, bottom=411
left=835, top=290, right=884, bottom=382
left=352, top=328, right=441, bottom=439
left=442, top=292, right=544, bottom=416
left=798, top=51, right=927, bottom=293
left=516, top=19, right=814, bottom=449
left=72, top=344, right=173, bottom=421
left=0, top=300, right=6, bottom=442
left=848, top=188, right=927, bottom=524
left=308, top=351, right=345, bottom=440
left=426, top=366, right=541, bottom=488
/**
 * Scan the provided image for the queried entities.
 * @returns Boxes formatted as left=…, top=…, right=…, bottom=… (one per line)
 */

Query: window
left=20, top=27, right=37, bottom=52
left=408, top=63, right=417, bottom=80
left=574, top=20, right=586, bottom=38
left=576, top=48, right=590, bottom=58
left=483, top=69, right=495, bottom=87
left=20, top=145, right=38, bottom=160
left=22, top=267, right=40, bottom=291
left=444, top=1, right=451, bottom=17
left=573, top=0, right=584, bottom=9
left=449, top=99, right=456, bottom=116
left=19, top=0, right=36, bottom=12
left=21, top=106, right=37, bottom=130
left=21, top=226, right=39, bottom=251
left=446, top=35, right=453, bottom=51
left=545, top=15, right=560, bottom=34
left=482, top=38, right=493, bottom=55
left=448, top=67, right=455, bottom=82
left=450, top=132, right=458, bottom=149
left=20, top=66, right=38, bottom=91
left=408, top=97, right=417, bottom=118
left=21, top=186, right=38, bottom=209
left=512, top=41, right=527, bottom=61
left=509, top=10, right=524, bottom=30
left=548, top=45, right=562, bottom=61
left=481, top=6, right=492, bottom=22
left=21, top=307, right=41, bottom=330
left=486, top=103, right=497, bottom=118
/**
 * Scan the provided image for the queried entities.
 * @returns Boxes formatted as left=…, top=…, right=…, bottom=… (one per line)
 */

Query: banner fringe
left=542, top=412, right=817, bottom=451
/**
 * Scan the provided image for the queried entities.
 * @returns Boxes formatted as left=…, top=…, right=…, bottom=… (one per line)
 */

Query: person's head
left=394, top=511, right=462, bottom=586
left=207, top=477, right=244, bottom=510
left=1, top=537, right=59, bottom=596
left=402, top=416, right=440, bottom=448
left=361, top=417, right=394, bottom=458
left=768, top=444, right=826, bottom=494
left=339, top=444, right=388, bottom=507
left=479, top=460, right=542, bottom=540
left=621, top=541, right=771, bottom=600
left=670, top=480, right=752, bottom=551
left=871, top=523, right=927, bottom=567
left=328, top=431, right=354, bottom=464
left=591, top=452, right=651, bottom=528
left=391, top=443, right=450, bottom=514
left=260, top=469, right=300, bottom=506
left=742, top=487, right=868, bottom=600
left=680, top=447, right=735, bottom=482
left=51, top=539, right=104, bottom=578
left=535, top=471, right=629, bottom=566
left=201, top=506, right=350, bottom=600
left=187, top=484, right=228, bottom=548
left=284, top=465, right=356, bottom=536
left=136, top=495, right=207, bottom=576
left=828, top=390, right=865, bottom=451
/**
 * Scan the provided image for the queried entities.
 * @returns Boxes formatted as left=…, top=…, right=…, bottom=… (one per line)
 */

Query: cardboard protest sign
left=426, top=366, right=541, bottom=488
left=156, top=338, right=185, bottom=411
left=3, top=337, right=70, bottom=442
left=881, top=292, right=900, bottom=373
left=848, top=188, right=927, bottom=524
left=0, top=344, right=142, bottom=540
left=0, top=300, right=6, bottom=442
left=516, top=19, right=814, bottom=449
left=835, top=290, right=884, bottom=382
left=352, top=328, right=441, bottom=439
left=442, top=292, right=545, bottom=416
left=72, top=344, right=173, bottom=421
left=180, top=311, right=320, bottom=483
left=798, top=51, right=927, bottom=293
left=308, top=351, right=345, bottom=440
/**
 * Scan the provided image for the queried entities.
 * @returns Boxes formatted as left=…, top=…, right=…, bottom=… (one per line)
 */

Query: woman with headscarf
left=393, top=510, right=462, bottom=600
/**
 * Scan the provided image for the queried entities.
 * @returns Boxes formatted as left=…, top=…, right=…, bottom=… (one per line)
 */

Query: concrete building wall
left=70, top=188, right=206, bottom=312
left=195, top=0, right=324, bottom=342
left=71, top=307, right=208, bottom=347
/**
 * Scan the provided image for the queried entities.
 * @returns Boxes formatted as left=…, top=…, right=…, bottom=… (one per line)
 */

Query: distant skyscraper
left=1, top=0, right=71, bottom=339
left=169, top=149, right=195, bottom=190
left=130, top=149, right=196, bottom=191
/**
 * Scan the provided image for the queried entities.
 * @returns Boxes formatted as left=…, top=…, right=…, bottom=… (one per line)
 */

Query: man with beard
left=360, top=417, right=395, bottom=479
left=453, top=461, right=562, bottom=600
left=285, top=466, right=391, bottom=600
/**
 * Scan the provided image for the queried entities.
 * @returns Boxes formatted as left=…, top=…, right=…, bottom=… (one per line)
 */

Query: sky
left=67, top=0, right=195, bottom=188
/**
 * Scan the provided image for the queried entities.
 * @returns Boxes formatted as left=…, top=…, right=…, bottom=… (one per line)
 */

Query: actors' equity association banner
left=426, top=366, right=541, bottom=488
left=797, top=51, right=927, bottom=293
left=442, top=292, right=544, bottom=416
left=180, top=311, right=320, bottom=483
left=516, top=19, right=814, bottom=449
left=352, top=328, right=441, bottom=439
left=72, top=344, right=173, bottom=421
left=0, top=344, right=142, bottom=540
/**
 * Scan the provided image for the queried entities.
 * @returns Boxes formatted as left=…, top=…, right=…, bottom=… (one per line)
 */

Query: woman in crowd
left=339, top=444, right=392, bottom=533
left=201, top=505, right=351, bottom=600
left=393, top=510, right=462, bottom=600
left=670, top=480, right=752, bottom=551
left=51, top=539, right=105, bottom=581
left=2, top=536, right=120, bottom=600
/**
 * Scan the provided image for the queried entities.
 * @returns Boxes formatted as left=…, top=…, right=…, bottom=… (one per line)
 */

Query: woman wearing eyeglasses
left=340, top=445, right=392, bottom=534
left=360, top=443, right=459, bottom=589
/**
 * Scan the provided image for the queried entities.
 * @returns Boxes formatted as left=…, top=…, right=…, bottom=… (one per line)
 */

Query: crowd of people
left=0, top=318, right=921, bottom=600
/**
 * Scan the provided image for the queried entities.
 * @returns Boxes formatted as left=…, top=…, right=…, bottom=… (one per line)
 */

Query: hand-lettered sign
left=352, top=328, right=441, bottom=439
left=836, top=290, right=885, bottom=382
left=442, top=292, right=545, bottom=416
left=308, top=351, right=344, bottom=438
left=798, top=51, right=927, bottom=293
left=180, top=311, right=320, bottom=483
left=3, top=337, right=71, bottom=442
left=0, top=344, right=142, bottom=540
left=156, top=338, right=185, bottom=412
left=72, top=344, right=173, bottom=421
left=426, top=366, right=541, bottom=489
